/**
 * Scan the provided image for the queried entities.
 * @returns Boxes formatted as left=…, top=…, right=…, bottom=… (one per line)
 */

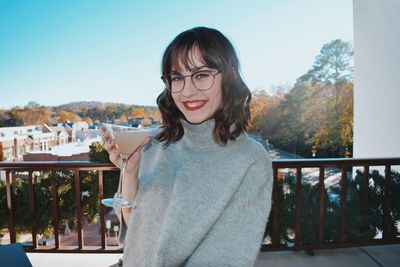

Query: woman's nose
left=181, top=77, right=198, bottom=97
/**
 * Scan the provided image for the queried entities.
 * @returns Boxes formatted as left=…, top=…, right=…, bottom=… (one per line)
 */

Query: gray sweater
left=121, top=119, right=273, bottom=266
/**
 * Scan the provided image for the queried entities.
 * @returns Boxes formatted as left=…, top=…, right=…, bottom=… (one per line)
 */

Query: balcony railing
left=1, top=158, right=400, bottom=253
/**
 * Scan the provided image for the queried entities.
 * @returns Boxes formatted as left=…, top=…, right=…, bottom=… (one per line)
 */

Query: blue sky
left=0, top=0, right=353, bottom=109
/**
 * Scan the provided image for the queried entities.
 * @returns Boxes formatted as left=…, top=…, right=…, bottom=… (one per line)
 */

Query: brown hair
left=156, top=27, right=251, bottom=146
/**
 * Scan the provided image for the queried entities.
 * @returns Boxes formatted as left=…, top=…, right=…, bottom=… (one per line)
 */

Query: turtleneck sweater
left=120, top=119, right=272, bottom=267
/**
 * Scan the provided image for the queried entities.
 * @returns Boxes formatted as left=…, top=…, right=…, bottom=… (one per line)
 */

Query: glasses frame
left=161, top=70, right=221, bottom=93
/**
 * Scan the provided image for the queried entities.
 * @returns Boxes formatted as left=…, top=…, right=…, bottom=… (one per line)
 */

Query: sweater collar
left=180, top=119, right=220, bottom=148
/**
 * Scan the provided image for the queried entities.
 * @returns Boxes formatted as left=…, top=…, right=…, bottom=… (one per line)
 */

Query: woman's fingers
left=109, top=149, right=121, bottom=168
left=103, top=138, right=116, bottom=152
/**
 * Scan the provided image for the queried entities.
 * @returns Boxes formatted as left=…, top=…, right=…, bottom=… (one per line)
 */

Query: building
left=0, top=125, right=56, bottom=161
left=23, top=136, right=102, bottom=161
left=63, top=121, right=89, bottom=142
left=0, top=122, right=100, bottom=162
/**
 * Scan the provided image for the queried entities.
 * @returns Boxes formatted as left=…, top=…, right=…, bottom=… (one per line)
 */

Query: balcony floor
left=26, top=244, right=400, bottom=267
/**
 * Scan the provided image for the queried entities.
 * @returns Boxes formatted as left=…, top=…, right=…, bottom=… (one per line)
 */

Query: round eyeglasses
left=161, top=70, right=221, bottom=93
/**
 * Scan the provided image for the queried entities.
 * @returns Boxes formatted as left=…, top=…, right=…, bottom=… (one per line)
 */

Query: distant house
left=42, top=124, right=68, bottom=145
left=0, top=122, right=102, bottom=162
left=63, top=121, right=89, bottom=142
left=23, top=136, right=102, bottom=161
left=0, top=125, right=56, bottom=161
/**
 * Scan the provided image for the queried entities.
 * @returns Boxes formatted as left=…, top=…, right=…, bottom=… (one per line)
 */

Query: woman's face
left=171, top=48, right=223, bottom=124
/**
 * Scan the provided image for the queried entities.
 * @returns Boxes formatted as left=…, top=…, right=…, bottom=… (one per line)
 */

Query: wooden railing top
left=0, top=161, right=119, bottom=171
left=1, top=157, right=399, bottom=170
left=272, top=157, right=400, bottom=168
left=0, top=157, right=400, bottom=170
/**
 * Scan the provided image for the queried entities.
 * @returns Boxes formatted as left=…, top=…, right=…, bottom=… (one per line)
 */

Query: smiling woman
left=158, top=27, right=251, bottom=145
left=164, top=47, right=224, bottom=125
left=101, top=27, right=273, bottom=266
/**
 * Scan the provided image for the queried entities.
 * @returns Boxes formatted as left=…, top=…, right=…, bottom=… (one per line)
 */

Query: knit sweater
left=120, top=119, right=273, bottom=267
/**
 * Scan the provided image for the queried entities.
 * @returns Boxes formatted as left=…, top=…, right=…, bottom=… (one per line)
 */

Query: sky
left=0, top=0, right=353, bottom=109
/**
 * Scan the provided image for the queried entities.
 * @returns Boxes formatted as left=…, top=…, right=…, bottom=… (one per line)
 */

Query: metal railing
left=1, top=158, right=400, bottom=253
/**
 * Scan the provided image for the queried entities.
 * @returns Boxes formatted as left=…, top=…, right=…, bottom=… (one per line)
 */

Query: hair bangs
left=168, top=43, right=210, bottom=74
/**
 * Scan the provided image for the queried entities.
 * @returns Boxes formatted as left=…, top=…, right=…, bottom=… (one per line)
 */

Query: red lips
left=182, top=100, right=208, bottom=111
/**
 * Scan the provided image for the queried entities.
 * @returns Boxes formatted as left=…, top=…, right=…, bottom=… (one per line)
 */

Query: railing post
left=74, top=170, right=83, bottom=249
left=383, top=165, right=392, bottom=240
left=99, top=170, right=106, bottom=249
left=339, top=166, right=348, bottom=243
left=28, top=171, right=37, bottom=248
left=6, top=170, right=16, bottom=243
left=361, top=166, right=370, bottom=234
left=295, top=167, right=302, bottom=245
left=318, top=167, right=325, bottom=243
left=271, top=166, right=279, bottom=246
left=51, top=171, right=60, bottom=249
left=362, top=166, right=370, bottom=214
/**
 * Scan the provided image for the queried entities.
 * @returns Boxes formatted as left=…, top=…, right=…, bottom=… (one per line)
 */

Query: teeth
left=186, top=101, right=204, bottom=108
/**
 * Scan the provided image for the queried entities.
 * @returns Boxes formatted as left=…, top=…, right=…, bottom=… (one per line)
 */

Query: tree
left=253, top=39, right=355, bottom=158
left=130, top=108, right=147, bottom=118
left=58, top=111, right=80, bottom=122
left=118, top=114, right=128, bottom=124
left=298, top=39, right=353, bottom=85
left=82, top=117, right=93, bottom=124
left=249, top=89, right=285, bottom=142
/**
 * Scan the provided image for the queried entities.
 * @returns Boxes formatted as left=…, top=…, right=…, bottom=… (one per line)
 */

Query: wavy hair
left=156, top=27, right=251, bottom=146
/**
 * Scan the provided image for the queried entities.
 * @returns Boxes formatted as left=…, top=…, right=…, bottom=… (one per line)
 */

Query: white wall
left=353, top=0, right=400, bottom=158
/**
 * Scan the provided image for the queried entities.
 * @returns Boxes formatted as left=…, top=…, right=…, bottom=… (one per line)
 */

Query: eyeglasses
left=161, top=70, right=221, bottom=93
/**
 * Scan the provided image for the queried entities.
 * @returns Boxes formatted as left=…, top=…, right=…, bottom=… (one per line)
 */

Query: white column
left=353, top=0, right=400, bottom=158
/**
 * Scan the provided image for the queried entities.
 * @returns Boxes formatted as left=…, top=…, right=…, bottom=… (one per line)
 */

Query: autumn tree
left=252, top=39, right=354, bottom=158
left=249, top=89, right=285, bottom=141
left=118, top=114, right=128, bottom=124
left=6, top=105, right=51, bottom=126
left=82, top=117, right=93, bottom=124
left=130, top=108, right=147, bottom=118
left=58, top=111, right=81, bottom=122
left=299, top=40, right=354, bottom=157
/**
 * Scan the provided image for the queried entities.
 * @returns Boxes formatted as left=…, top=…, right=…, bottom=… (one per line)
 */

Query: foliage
left=89, top=142, right=111, bottom=163
left=58, top=111, right=81, bottom=122
left=89, top=142, right=119, bottom=199
left=249, top=39, right=354, bottom=158
left=2, top=105, right=51, bottom=126
left=130, top=108, right=148, bottom=118
left=0, top=101, right=160, bottom=127
left=298, top=39, right=353, bottom=85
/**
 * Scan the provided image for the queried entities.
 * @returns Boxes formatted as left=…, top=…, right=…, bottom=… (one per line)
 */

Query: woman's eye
left=171, top=76, right=183, bottom=82
left=194, top=72, right=211, bottom=79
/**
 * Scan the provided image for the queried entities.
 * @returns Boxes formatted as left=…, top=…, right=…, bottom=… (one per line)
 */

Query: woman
left=103, top=27, right=273, bottom=266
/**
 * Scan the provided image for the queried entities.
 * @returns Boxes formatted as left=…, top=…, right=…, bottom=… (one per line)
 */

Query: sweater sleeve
left=184, top=154, right=273, bottom=267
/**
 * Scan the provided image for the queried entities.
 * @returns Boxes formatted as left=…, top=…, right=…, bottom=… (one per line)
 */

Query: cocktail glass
left=101, top=123, right=151, bottom=208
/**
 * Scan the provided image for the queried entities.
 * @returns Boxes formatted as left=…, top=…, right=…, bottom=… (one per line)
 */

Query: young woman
left=103, top=27, right=272, bottom=266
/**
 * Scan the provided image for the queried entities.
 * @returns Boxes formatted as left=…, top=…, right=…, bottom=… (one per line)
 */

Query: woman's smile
left=182, top=100, right=209, bottom=111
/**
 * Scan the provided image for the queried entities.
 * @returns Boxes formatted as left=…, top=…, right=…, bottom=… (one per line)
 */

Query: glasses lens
left=192, top=71, right=214, bottom=90
left=169, top=74, right=184, bottom=92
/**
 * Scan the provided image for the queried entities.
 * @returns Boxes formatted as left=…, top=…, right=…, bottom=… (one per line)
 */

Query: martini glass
left=101, top=123, right=151, bottom=208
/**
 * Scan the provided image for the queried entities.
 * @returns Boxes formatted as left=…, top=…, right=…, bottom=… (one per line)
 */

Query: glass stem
left=116, top=156, right=127, bottom=198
